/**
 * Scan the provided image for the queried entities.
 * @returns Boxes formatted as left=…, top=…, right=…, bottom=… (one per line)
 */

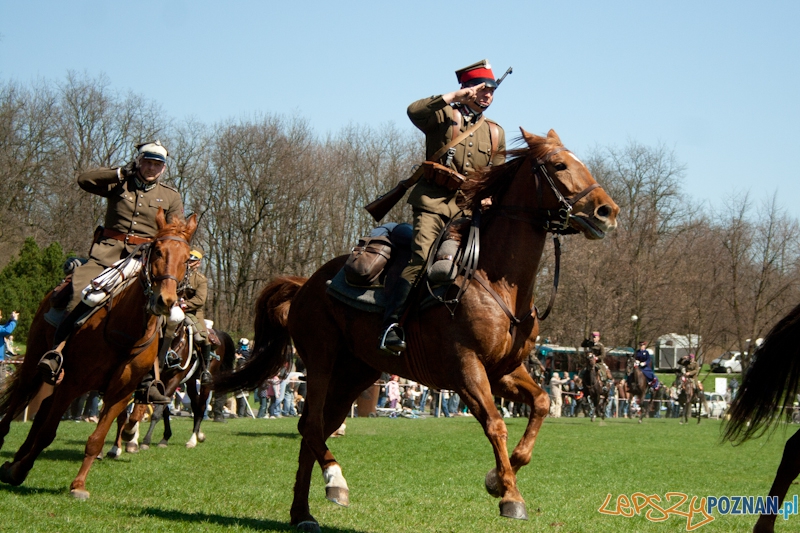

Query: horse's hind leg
left=141, top=404, right=162, bottom=450
left=186, top=381, right=209, bottom=448
left=460, top=364, right=528, bottom=520
left=489, top=366, right=549, bottom=497
left=289, top=351, right=379, bottom=529
left=105, top=408, right=129, bottom=459
left=753, top=428, right=800, bottom=533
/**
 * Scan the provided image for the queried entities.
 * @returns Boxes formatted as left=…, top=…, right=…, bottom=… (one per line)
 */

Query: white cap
left=136, top=140, right=168, bottom=163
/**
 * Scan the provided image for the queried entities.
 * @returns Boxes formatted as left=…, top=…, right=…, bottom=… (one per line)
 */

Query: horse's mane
left=459, top=134, right=564, bottom=212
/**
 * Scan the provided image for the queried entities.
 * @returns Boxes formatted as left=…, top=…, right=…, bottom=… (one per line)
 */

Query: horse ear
left=519, top=127, right=543, bottom=148
left=156, top=207, right=167, bottom=229
left=546, top=129, right=562, bottom=145
left=185, top=213, right=198, bottom=240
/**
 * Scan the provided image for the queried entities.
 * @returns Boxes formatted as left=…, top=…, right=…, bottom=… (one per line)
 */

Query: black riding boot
left=200, top=343, right=213, bottom=386
left=378, top=278, right=413, bottom=355
left=134, top=371, right=171, bottom=405
left=37, top=302, right=91, bottom=385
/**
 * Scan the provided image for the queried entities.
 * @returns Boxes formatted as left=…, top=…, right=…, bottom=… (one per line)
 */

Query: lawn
left=0, top=414, right=797, bottom=533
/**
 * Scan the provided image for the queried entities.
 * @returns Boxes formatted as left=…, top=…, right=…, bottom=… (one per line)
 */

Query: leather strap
left=102, top=228, right=153, bottom=246
left=433, top=112, right=486, bottom=164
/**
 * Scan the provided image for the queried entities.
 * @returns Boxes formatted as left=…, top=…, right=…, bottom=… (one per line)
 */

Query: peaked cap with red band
left=455, top=59, right=497, bottom=88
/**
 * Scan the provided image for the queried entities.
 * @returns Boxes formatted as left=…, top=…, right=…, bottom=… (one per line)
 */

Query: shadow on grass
left=235, top=431, right=299, bottom=439
left=137, top=507, right=369, bottom=533
left=0, top=447, right=86, bottom=463
left=0, top=483, right=65, bottom=496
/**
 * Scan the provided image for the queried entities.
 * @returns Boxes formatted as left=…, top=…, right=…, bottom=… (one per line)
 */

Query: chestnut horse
left=216, top=129, right=618, bottom=531
left=626, top=355, right=655, bottom=422
left=107, top=326, right=235, bottom=456
left=0, top=210, right=196, bottom=499
left=724, top=302, right=800, bottom=533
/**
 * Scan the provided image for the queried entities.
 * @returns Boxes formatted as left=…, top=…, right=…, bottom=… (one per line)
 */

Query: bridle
left=492, top=146, right=601, bottom=234
left=141, top=234, right=191, bottom=302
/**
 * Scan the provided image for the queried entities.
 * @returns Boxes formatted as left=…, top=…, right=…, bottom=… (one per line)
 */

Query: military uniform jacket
left=181, top=269, right=207, bottom=322
left=78, top=167, right=185, bottom=267
left=407, top=96, right=506, bottom=219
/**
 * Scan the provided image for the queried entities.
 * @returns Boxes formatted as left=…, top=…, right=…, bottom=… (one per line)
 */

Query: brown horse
left=215, top=129, right=618, bottom=531
left=581, top=359, right=607, bottom=422
left=724, top=302, right=800, bottom=533
left=0, top=210, right=196, bottom=499
left=107, top=326, right=235, bottom=456
left=626, top=355, right=655, bottom=422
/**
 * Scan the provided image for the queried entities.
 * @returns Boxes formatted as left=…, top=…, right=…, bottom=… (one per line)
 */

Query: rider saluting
left=379, top=59, right=506, bottom=354
left=38, top=141, right=184, bottom=402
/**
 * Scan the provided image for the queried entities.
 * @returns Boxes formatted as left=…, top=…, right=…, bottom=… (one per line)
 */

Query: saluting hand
left=10, top=311, right=19, bottom=321
left=443, top=82, right=487, bottom=105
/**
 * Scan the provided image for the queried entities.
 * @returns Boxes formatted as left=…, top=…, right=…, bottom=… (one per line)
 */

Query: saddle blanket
left=325, top=268, right=451, bottom=315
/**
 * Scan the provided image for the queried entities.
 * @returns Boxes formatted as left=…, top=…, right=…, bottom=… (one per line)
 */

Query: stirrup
left=146, top=380, right=171, bottom=405
left=200, top=370, right=213, bottom=386
left=38, top=350, right=64, bottom=386
left=379, top=323, right=406, bottom=356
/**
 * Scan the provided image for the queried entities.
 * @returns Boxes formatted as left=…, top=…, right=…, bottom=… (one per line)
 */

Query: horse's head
left=145, top=209, right=198, bottom=316
left=520, top=129, right=618, bottom=239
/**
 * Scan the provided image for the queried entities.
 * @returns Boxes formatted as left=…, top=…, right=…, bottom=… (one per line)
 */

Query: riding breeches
left=400, top=209, right=448, bottom=285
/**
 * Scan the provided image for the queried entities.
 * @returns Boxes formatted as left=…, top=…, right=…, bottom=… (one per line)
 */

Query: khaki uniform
left=588, top=341, right=613, bottom=381
left=181, top=269, right=209, bottom=342
left=66, top=167, right=184, bottom=312
left=402, top=96, right=505, bottom=283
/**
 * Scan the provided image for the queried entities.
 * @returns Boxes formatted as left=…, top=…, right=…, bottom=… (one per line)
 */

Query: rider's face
left=139, top=159, right=166, bottom=182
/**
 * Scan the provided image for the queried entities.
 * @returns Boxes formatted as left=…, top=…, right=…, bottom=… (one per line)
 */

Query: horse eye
left=554, top=162, right=567, bottom=171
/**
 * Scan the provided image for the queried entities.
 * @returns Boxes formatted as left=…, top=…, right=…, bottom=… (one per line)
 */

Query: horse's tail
left=723, top=302, right=800, bottom=444
left=213, top=276, right=307, bottom=393
left=0, top=369, right=27, bottom=419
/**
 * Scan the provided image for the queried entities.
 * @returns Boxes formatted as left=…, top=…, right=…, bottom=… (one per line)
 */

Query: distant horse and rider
left=724, top=302, right=800, bottom=533
left=107, top=323, right=235, bottom=457
left=0, top=211, right=197, bottom=499
left=215, top=129, right=618, bottom=532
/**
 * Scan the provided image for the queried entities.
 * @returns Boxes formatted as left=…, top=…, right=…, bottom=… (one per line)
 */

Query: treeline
left=1, top=73, right=798, bottom=366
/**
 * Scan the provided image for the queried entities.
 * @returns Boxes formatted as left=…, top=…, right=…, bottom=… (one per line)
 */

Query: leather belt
left=102, top=228, right=152, bottom=246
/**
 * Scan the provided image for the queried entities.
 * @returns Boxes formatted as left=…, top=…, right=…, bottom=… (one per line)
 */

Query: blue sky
left=1, top=1, right=798, bottom=220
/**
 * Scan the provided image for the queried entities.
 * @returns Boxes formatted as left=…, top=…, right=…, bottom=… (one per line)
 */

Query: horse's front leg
left=70, top=395, right=133, bottom=499
left=105, top=408, right=129, bottom=459
left=187, top=379, right=208, bottom=447
left=487, top=365, right=549, bottom=505
left=460, top=364, right=528, bottom=520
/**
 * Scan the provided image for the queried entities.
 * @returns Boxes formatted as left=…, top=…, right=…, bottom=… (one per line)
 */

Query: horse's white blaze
left=323, top=464, right=348, bottom=490
left=567, top=152, right=585, bottom=167
left=186, top=433, right=198, bottom=449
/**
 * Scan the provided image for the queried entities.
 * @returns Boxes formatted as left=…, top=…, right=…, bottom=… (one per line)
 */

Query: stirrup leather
left=38, top=350, right=64, bottom=386
left=379, top=323, right=406, bottom=355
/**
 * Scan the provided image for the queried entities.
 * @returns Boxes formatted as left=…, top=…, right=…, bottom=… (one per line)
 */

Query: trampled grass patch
left=0, top=414, right=797, bottom=532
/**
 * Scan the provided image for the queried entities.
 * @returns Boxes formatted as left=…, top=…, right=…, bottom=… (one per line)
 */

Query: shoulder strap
left=488, top=121, right=500, bottom=159
left=430, top=111, right=486, bottom=164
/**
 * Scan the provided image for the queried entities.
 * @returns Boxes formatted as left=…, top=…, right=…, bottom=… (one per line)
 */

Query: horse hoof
left=197, top=432, right=206, bottom=443
left=638, top=419, right=643, bottom=424
left=0, top=461, right=25, bottom=486
left=125, top=443, right=139, bottom=454
left=326, top=486, right=350, bottom=507
left=70, top=488, right=90, bottom=500
left=499, top=500, right=528, bottom=520
left=591, top=416, right=595, bottom=422
left=140, top=443, right=150, bottom=451
left=158, top=441, right=168, bottom=449
left=484, top=468, right=502, bottom=498
left=295, top=520, right=321, bottom=533
left=106, top=449, right=119, bottom=460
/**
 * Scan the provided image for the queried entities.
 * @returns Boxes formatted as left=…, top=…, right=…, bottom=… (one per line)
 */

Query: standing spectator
left=605, top=380, right=617, bottom=418
left=267, top=375, right=281, bottom=418
left=549, top=372, right=568, bottom=418
left=256, top=379, right=270, bottom=418
left=729, top=377, right=739, bottom=400
left=670, top=384, right=681, bottom=418
left=418, top=385, right=430, bottom=413
left=617, top=379, right=629, bottom=419
left=0, top=310, right=19, bottom=362
left=386, top=375, right=401, bottom=409
left=448, top=391, right=461, bottom=416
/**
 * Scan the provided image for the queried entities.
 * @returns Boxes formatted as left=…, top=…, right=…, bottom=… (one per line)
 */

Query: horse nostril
left=596, top=205, right=612, bottom=219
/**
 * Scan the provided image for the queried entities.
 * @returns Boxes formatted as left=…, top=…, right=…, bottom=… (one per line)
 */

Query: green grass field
left=1, top=414, right=798, bottom=533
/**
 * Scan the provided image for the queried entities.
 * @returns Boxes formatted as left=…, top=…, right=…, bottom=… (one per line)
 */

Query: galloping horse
left=0, top=210, right=196, bottom=499
left=626, top=355, right=654, bottom=423
left=724, top=302, right=800, bottom=533
left=107, top=326, right=235, bottom=456
left=581, top=358, right=607, bottom=422
left=215, top=129, right=618, bottom=531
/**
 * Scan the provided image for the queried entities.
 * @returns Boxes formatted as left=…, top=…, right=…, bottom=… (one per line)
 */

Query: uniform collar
left=133, top=174, right=158, bottom=192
